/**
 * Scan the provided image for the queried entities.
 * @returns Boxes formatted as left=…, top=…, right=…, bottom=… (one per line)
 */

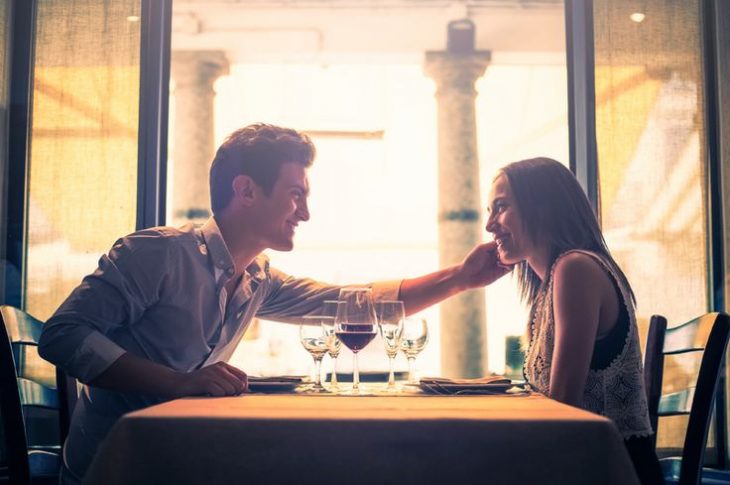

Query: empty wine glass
left=336, top=287, right=377, bottom=394
left=299, top=319, right=330, bottom=393
left=400, top=317, right=429, bottom=385
left=376, top=300, right=405, bottom=390
left=320, top=300, right=341, bottom=391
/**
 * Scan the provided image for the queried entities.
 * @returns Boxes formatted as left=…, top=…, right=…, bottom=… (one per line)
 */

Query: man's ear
left=231, top=175, right=257, bottom=207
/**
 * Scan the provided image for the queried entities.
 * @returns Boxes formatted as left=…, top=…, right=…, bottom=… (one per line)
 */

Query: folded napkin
left=248, top=376, right=303, bottom=383
left=420, top=376, right=511, bottom=386
left=419, top=375, right=518, bottom=395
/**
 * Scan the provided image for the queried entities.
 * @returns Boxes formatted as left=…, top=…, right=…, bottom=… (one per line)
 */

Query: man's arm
left=256, top=241, right=509, bottom=322
left=90, top=353, right=248, bottom=398
left=399, top=241, right=510, bottom=315
left=39, top=231, right=247, bottom=398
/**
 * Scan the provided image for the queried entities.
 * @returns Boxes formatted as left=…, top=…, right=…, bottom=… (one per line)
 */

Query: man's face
left=253, top=162, right=310, bottom=251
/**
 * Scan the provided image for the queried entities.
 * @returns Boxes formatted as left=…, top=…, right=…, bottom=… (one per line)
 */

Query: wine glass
left=376, top=300, right=405, bottom=390
left=320, top=300, right=342, bottom=391
left=299, top=319, right=330, bottom=393
left=400, top=317, right=429, bottom=385
left=335, top=287, right=377, bottom=394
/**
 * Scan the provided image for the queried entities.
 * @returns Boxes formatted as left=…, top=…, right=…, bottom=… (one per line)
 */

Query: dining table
left=83, top=387, right=640, bottom=485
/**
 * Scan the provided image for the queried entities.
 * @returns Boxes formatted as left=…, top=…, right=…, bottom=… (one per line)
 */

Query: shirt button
left=226, top=268, right=234, bottom=276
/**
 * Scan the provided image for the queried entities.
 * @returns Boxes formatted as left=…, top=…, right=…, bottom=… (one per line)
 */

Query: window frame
left=703, top=0, right=730, bottom=468
left=3, top=0, right=36, bottom=308
left=136, top=0, right=171, bottom=230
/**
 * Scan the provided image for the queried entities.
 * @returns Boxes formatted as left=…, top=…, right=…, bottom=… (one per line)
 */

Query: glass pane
left=168, top=2, right=568, bottom=378
left=26, top=0, right=141, bottom=320
left=594, top=0, right=707, bottom=452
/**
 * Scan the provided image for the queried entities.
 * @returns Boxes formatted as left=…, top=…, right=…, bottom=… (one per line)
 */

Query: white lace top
left=523, top=250, right=653, bottom=439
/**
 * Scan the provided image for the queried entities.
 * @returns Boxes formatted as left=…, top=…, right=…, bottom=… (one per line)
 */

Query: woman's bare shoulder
left=552, top=251, right=611, bottom=290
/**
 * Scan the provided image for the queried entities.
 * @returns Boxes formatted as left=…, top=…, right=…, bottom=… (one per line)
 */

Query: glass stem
left=314, top=356, right=323, bottom=387
left=407, top=356, right=416, bottom=384
left=387, top=356, right=396, bottom=388
left=353, top=352, right=360, bottom=391
left=331, top=355, right=338, bottom=387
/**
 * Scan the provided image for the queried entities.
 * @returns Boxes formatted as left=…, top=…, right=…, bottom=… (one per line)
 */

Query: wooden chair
left=644, top=312, right=730, bottom=485
left=0, top=305, right=78, bottom=485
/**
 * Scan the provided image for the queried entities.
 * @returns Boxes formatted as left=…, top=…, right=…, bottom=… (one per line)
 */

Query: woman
left=485, top=157, right=663, bottom=485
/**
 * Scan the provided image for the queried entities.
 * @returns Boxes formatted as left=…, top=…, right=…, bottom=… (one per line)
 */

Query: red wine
left=336, top=326, right=376, bottom=352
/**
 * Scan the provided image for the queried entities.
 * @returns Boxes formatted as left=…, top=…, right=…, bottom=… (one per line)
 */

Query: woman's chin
left=497, top=249, right=520, bottom=266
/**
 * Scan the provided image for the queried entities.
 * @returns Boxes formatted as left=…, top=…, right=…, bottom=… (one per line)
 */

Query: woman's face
left=485, top=174, right=535, bottom=265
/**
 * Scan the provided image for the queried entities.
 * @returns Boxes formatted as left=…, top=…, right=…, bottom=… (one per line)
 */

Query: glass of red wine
left=335, top=287, right=378, bottom=394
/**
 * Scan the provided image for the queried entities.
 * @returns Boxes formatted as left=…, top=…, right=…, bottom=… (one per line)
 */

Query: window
left=25, top=0, right=142, bottom=320
left=593, top=0, right=712, bottom=457
left=167, top=2, right=568, bottom=378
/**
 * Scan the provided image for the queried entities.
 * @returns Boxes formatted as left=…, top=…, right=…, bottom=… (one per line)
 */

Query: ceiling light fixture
left=630, top=12, right=646, bottom=23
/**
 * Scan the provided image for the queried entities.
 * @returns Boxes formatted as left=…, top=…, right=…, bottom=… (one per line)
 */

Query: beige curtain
left=594, top=0, right=708, bottom=455
left=26, top=0, right=141, bottom=320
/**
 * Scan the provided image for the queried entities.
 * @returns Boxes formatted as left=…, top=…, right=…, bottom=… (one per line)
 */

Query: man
left=39, top=123, right=508, bottom=484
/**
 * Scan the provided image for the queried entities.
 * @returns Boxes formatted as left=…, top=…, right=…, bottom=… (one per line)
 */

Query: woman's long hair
left=499, top=157, right=635, bottom=306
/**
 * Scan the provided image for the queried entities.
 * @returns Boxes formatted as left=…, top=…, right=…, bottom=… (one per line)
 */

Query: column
left=424, top=50, right=490, bottom=378
left=171, top=50, right=229, bottom=225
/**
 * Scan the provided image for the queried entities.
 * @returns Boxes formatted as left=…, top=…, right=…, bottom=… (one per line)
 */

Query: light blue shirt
left=39, top=217, right=400, bottom=481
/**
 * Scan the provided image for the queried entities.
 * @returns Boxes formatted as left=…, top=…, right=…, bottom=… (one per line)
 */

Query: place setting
left=417, top=376, right=528, bottom=396
left=247, top=375, right=304, bottom=393
left=289, top=287, right=425, bottom=396
left=288, top=287, right=528, bottom=397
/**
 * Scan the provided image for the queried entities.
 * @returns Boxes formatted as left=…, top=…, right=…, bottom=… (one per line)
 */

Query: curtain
left=26, top=0, right=141, bottom=320
left=594, top=0, right=708, bottom=456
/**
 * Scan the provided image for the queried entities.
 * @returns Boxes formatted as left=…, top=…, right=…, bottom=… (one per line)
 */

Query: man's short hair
left=209, top=123, right=316, bottom=214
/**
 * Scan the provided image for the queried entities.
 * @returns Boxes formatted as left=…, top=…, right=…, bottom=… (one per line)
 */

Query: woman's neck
left=527, top=245, right=552, bottom=281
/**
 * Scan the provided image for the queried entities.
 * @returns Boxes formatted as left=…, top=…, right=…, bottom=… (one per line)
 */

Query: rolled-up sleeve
left=39, top=232, right=170, bottom=384
left=255, top=266, right=403, bottom=323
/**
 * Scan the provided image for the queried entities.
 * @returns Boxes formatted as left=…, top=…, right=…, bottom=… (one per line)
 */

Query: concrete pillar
left=424, top=50, right=490, bottom=378
left=170, top=51, right=229, bottom=225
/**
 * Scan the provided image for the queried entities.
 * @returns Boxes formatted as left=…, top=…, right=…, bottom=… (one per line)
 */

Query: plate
left=248, top=381, right=301, bottom=393
left=431, top=383, right=515, bottom=392
left=419, top=382, right=519, bottom=395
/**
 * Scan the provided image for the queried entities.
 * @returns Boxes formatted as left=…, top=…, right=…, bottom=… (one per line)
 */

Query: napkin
left=248, top=376, right=303, bottom=383
left=419, top=375, right=516, bottom=395
left=420, top=376, right=511, bottom=386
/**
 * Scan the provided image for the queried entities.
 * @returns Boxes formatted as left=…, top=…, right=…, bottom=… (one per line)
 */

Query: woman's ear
left=231, top=175, right=257, bottom=207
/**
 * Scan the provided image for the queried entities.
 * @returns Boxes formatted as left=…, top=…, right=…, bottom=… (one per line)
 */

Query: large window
left=593, top=0, right=710, bottom=455
left=25, top=0, right=142, bottom=320
left=167, top=2, right=568, bottom=379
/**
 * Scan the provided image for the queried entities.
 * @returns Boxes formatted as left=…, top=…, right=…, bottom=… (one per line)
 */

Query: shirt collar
left=199, top=217, right=269, bottom=282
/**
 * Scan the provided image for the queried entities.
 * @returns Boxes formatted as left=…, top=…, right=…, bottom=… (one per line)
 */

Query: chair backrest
left=644, top=312, right=730, bottom=485
left=0, top=305, right=78, bottom=485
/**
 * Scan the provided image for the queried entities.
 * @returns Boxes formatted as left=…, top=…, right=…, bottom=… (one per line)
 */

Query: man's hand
left=457, top=241, right=512, bottom=290
left=172, top=362, right=249, bottom=398
left=89, top=352, right=249, bottom=399
left=399, top=241, right=513, bottom=315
